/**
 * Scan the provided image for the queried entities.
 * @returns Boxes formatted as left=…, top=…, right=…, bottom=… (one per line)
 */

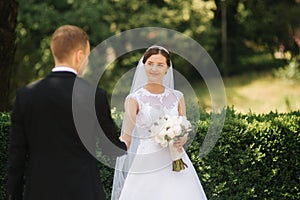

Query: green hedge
left=0, top=113, right=10, bottom=199
left=189, top=108, right=300, bottom=200
left=1, top=109, right=299, bottom=199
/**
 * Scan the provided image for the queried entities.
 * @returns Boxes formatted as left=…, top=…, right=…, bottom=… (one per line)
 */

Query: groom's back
left=21, top=72, right=85, bottom=156
left=14, top=71, right=105, bottom=200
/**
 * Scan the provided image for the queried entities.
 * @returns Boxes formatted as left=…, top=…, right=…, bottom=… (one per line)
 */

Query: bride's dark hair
left=142, top=46, right=171, bottom=67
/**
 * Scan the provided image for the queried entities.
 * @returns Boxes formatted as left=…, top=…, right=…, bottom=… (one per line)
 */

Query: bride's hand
left=173, top=134, right=188, bottom=152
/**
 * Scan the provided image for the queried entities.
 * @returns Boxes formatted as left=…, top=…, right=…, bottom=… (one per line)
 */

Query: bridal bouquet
left=149, top=115, right=193, bottom=172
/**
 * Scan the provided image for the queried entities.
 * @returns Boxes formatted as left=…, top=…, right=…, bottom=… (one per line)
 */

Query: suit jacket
left=7, top=71, right=127, bottom=200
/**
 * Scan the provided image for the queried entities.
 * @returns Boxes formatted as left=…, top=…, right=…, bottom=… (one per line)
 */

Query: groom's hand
left=119, top=136, right=129, bottom=150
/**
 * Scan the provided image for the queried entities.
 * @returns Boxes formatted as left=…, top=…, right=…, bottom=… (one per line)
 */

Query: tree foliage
left=3, top=0, right=300, bottom=110
left=241, top=0, right=300, bottom=53
left=10, top=0, right=217, bottom=108
left=212, top=0, right=300, bottom=74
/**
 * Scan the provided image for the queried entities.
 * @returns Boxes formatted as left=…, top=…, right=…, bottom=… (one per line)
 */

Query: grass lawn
left=193, top=71, right=300, bottom=114
left=110, top=69, right=299, bottom=116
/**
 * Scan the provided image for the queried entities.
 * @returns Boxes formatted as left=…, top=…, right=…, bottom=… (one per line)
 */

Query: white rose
left=154, top=134, right=162, bottom=144
left=180, top=116, right=191, bottom=129
left=160, top=140, right=168, bottom=148
left=173, top=125, right=182, bottom=136
left=165, top=128, right=176, bottom=139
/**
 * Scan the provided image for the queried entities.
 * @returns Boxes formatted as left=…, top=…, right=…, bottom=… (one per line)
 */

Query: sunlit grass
left=109, top=70, right=299, bottom=115
left=193, top=71, right=300, bottom=114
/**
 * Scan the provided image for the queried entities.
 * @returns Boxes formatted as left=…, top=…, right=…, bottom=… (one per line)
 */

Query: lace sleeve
left=173, top=89, right=186, bottom=116
left=126, top=92, right=138, bottom=103
left=172, top=89, right=183, bottom=102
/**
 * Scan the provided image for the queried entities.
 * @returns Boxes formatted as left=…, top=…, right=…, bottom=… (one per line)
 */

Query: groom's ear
left=75, top=49, right=84, bottom=63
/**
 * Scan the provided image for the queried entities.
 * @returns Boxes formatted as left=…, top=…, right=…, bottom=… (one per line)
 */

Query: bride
left=111, top=45, right=207, bottom=200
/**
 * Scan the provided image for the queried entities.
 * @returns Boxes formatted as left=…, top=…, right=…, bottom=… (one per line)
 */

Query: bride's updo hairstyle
left=142, top=45, right=171, bottom=67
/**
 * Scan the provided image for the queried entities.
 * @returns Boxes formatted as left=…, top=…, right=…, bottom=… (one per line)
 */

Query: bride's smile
left=144, top=54, right=169, bottom=84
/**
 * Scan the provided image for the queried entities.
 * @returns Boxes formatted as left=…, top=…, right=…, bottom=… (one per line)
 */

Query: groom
left=7, top=25, right=127, bottom=200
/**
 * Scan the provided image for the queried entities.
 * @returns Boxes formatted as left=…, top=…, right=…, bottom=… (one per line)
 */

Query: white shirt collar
left=52, top=66, right=78, bottom=75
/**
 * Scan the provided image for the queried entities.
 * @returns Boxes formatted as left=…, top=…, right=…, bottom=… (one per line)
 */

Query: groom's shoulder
left=95, top=87, right=107, bottom=97
left=13, top=78, right=45, bottom=101
left=18, top=78, right=44, bottom=93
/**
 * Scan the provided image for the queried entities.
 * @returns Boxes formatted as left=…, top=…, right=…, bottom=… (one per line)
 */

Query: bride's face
left=144, top=54, right=169, bottom=84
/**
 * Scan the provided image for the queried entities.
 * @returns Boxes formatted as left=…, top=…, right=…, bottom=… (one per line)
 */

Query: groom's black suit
left=7, top=71, right=127, bottom=200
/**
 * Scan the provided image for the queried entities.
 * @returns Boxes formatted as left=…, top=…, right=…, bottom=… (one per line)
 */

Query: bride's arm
left=174, top=96, right=188, bottom=151
left=178, top=95, right=186, bottom=116
left=119, top=97, right=138, bottom=149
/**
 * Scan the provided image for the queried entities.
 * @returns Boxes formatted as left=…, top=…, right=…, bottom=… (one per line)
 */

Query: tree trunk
left=0, top=0, right=18, bottom=111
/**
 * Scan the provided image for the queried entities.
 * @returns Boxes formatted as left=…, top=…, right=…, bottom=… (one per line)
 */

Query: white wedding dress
left=117, top=87, right=207, bottom=200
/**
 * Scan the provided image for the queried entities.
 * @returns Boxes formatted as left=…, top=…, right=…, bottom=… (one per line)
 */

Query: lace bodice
left=127, top=87, right=183, bottom=139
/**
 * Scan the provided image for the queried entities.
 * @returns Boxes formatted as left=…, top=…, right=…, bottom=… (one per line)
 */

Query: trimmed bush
left=0, top=112, right=10, bottom=199
left=188, top=108, right=300, bottom=199
left=1, top=108, right=299, bottom=199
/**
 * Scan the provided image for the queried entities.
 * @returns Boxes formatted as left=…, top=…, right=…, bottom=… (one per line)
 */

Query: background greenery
left=0, top=113, right=10, bottom=200
left=1, top=109, right=299, bottom=199
left=2, top=0, right=300, bottom=112
left=1, top=0, right=300, bottom=199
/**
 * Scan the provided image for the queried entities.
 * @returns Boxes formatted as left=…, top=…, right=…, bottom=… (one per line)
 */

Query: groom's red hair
left=50, top=25, right=89, bottom=62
